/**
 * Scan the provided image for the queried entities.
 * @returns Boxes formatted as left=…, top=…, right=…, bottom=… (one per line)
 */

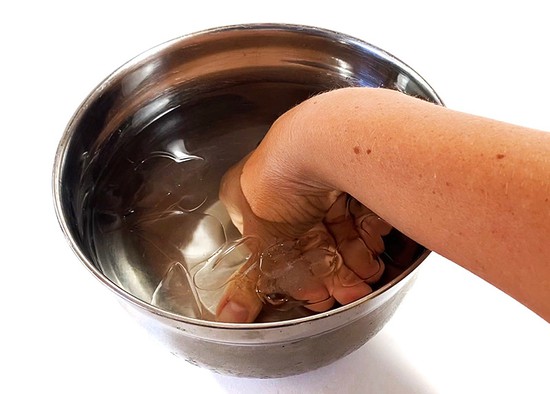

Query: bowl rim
left=52, top=22, right=439, bottom=330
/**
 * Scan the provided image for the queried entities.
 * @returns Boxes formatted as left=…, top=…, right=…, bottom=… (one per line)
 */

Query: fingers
left=256, top=225, right=338, bottom=312
left=215, top=207, right=385, bottom=322
left=325, top=195, right=386, bottom=284
left=307, top=259, right=373, bottom=309
left=331, top=264, right=373, bottom=305
left=305, top=297, right=336, bottom=312
left=216, top=260, right=263, bottom=323
left=349, top=199, right=392, bottom=255
left=216, top=229, right=337, bottom=322
left=255, top=222, right=374, bottom=313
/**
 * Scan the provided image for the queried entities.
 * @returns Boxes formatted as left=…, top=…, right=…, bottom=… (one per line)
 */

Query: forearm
left=292, top=88, right=550, bottom=321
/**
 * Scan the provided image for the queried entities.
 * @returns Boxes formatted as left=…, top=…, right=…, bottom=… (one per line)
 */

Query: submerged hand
left=216, top=115, right=391, bottom=323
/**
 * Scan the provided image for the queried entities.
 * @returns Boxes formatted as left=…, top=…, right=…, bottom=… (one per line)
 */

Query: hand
left=215, top=113, right=391, bottom=322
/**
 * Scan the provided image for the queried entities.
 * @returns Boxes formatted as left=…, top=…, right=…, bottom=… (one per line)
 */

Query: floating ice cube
left=193, top=236, right=261, bottom=316
left=131, top=211, right=227, bottom=267
left=256, top=228, right=342, bottom=309
left=151, top=262, right=202, bottom=318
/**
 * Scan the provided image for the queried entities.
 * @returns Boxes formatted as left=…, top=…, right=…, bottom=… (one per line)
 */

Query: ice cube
left=151, top=262, right=202, bottom=318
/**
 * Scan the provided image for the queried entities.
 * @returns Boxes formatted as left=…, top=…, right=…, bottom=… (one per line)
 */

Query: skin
left=216, top=87, right=550, bottom=323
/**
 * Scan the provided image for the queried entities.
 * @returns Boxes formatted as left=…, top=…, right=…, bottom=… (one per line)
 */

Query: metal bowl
left=53, top=24, right=442, bottom=378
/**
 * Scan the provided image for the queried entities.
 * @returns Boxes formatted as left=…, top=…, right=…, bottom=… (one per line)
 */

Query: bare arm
left=241, top=87, right=550, bottom=321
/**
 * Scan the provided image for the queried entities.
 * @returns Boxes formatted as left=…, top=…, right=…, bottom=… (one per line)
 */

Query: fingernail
left=217, top=301, right=250, bottom=323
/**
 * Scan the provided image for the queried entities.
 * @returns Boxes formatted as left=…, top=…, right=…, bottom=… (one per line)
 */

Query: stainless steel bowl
left=53, top=24, right=442, bottom=378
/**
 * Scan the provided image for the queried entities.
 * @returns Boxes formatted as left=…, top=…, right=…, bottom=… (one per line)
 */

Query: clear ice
left=151, top=262, right=203, bottom=319
left=256, top=228, right=342, bottom=308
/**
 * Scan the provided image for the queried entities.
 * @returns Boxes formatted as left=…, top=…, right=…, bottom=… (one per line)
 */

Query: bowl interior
left=55, top=25, right=441, bottom=324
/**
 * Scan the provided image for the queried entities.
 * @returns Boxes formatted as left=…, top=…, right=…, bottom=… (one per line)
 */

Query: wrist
left=289, top=88, right=369, bottom=193
left=240, top=101, right=337, bottom=225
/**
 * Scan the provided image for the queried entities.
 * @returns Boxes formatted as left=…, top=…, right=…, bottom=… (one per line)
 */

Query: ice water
left=87, top=82, right=413, bottom=322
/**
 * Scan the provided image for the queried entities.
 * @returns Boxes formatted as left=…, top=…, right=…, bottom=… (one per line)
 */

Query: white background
left=2, top=1, right=549, bottom=393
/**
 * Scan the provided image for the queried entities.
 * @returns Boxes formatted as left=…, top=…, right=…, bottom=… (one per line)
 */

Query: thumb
left=216, top=261, right=263, bottom=323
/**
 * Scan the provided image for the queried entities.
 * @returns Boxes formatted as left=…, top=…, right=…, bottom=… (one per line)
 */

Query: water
left=87, top=82, right=416, bottom=322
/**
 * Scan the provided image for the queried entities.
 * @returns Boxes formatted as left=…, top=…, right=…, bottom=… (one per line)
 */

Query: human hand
left=215, top=113, right=392, bottom=322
